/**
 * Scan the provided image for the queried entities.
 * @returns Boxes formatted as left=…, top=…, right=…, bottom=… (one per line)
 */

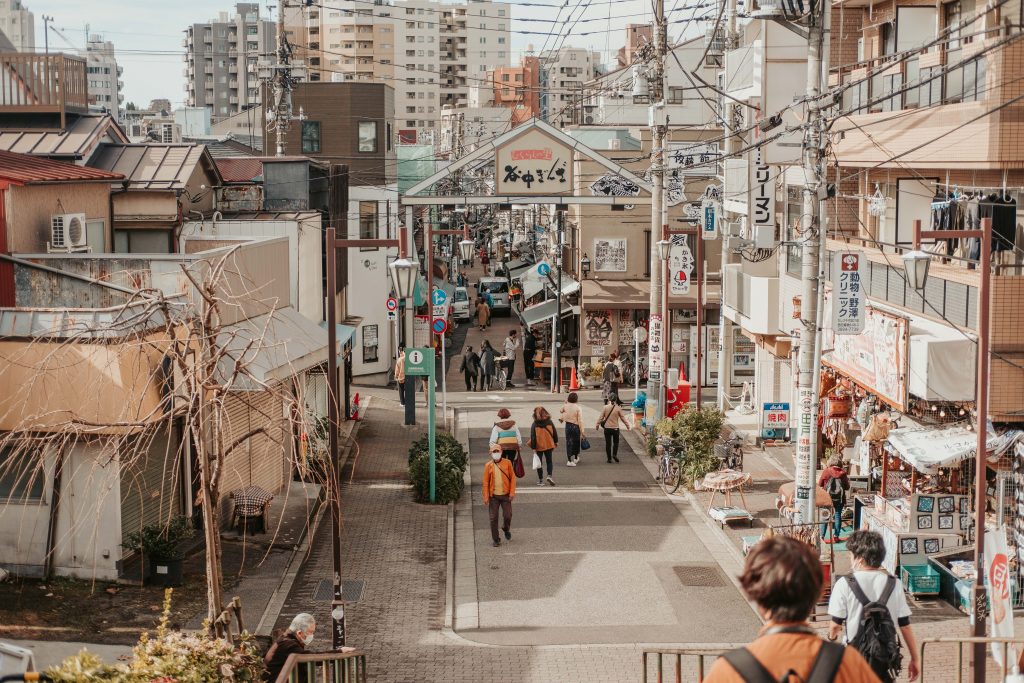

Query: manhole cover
left=613, top=481, right=652, bottom=492
left=674, top=564, right=729, bottom=587
left=312, top=579, right=365, bottom=603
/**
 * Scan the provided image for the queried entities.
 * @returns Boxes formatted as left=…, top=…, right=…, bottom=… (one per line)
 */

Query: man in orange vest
left=482, top=444, right=516, bottom=547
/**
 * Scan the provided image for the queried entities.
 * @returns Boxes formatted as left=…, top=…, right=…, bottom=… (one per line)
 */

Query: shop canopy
left=520, top=299, right=580, bottom=329
left=886, top=424, right=1001, bottom=474
left=521, top=263, right=580, bottom=300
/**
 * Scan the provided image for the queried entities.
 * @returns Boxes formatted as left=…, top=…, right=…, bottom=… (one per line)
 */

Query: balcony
left=0, top=54, right=89, bottom=124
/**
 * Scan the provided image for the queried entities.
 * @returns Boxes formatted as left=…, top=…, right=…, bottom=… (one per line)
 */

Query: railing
left=641, top=647, right=737, bottom=682
left=919, top=637, right=1024, bottom=682
left=0, top=53, right=89, bottom=120
left=274, top=650, right=369, bottom=683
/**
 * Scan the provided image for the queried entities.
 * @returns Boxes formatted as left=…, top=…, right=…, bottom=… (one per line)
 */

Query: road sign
left=537, top=262, right=551, bottom=276
left=405, top=347, right=433, bottom=377
left=431, top=289, right=447, bottom=306
left=431, top=304, right=447, bottom=318
left=432, top=317, right=448, bottom=335
left=386, top=297, right=398, bottom=312
left=387, top=310, right=397, bottom=321
left=403, top=347, right=437, bottom=501
left=633, top=326, right=648, bottom=344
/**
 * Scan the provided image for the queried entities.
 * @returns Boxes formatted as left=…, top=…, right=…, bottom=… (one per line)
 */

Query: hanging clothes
left=964, top=195, right=981, bottom=264
left=980, top=194, right=1017, bottom=253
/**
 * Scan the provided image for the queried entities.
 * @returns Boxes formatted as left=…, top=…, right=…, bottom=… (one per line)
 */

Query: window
left=358, top=121, right=377, bottom=152
left=498, top=37, right=505, bottom=44
left=667, top=86, right=685, bottom=104
left=359, top=201, right=378, bottom=240
left=498, top=9, right=506, bottom=16
left=502, top=73, right=509, bottom=81
left=301, top=120, right=321, bottom=153
left=0, top=446, right=45, bottom=501
left=114, top=229, right=172, bottom=254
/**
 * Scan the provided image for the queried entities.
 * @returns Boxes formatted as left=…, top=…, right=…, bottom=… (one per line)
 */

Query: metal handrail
left=273, top=650, right=369, bottom=683
left=641, top=646, right=739, bottom=682
left=920, top=636, right=1024, bottom=682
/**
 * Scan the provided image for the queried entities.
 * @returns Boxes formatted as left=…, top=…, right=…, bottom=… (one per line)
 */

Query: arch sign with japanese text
left=495, top=127, right=575, bottom=195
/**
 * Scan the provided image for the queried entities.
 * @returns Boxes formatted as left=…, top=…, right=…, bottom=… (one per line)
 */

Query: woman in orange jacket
left=482, top=444, right=516, bottom=547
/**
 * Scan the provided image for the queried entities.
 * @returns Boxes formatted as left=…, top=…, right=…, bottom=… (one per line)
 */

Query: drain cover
left=312, top=579, right=365, bottom=603
left=674, top=564, right=729, bottom=588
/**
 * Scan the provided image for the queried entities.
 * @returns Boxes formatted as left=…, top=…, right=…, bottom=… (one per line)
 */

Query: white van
left=452, top=286, right=471, bottom=321
left=477, top=277, right=511, bottom=312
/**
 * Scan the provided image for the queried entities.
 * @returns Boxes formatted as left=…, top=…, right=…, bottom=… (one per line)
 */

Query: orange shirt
left=703, top=626, right=881, bottom=683
left=482, top=458, right=516, bottom=503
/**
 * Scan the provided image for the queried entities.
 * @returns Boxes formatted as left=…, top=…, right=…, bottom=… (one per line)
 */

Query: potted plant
left=122, top=516, right=194, bottom=587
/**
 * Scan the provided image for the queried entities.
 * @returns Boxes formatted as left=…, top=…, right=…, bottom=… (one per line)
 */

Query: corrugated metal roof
left=89, top=143, right=221, bottom=190
left=217, top=157, right=264, bottom=183
left=0, top=149, right=124, bottom=184
left=0, top=114, right=129, bottom=159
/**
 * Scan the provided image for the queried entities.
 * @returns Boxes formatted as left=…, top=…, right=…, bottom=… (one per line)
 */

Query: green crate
left=901, top=564, right=940, bottom=595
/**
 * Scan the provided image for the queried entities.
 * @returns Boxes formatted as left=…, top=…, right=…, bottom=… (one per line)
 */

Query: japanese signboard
left=824, top=302, right=909, bottom=410
left=668, top=234, right=694, bottom=296
left=749, top=146, right=776, bottom=244
left=648, top=313, right=664, bottom=377
left=414, top=314, right=430, bottom=348
left=593, top=238, right=627, bottom=272
left=701, top=198, right=718, bottom=240
left=762, top=402, right=791, bottom=429
left=832, top=251, right=865, bottom=336
left=585, top=309, right=613, bottom=347
left=495, top=127, right=573, bottom=195
left=667, top=142, right=720, bottom=176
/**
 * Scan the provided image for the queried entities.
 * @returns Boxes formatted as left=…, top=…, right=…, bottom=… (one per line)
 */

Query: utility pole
left=261, top=0, right=306, bottom=157
left=716, top=0, right=739, bottom=411
left=794, top=0, right=832, bottom=524
left=42, top=15, right=53, bottom=55
left=647, top=0, right=668, bottom=421
left=554, top=206, right=564, bottom=393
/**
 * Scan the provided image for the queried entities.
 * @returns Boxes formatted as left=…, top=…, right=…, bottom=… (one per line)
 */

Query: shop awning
left=908, top=328, right=976, bottom=402
left=220, top=306, right=335, bottom=391
left=886, top=424, right=1001, bottom=474
left=582, top=279, right=651, bottom=309
left=520, top=299, right=580, bottom=329
left=521, top=264, right=581, bottom=300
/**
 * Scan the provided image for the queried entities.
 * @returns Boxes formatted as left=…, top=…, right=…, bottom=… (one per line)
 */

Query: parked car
left=477, top=276, right=511, bottom=313
left=452, top=286, right=471, bottom=321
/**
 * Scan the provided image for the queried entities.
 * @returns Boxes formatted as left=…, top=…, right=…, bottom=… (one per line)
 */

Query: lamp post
left=390, top=256, right=419, bottom=426
left=580, top=253, right=590, bottom=278
left=904, top=218, right=992, bottom=683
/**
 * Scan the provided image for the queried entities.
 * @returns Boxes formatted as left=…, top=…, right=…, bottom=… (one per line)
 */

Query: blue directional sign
left=431, top=289, right=447, bottom=306
left=537, top=263, right=551, bottom=276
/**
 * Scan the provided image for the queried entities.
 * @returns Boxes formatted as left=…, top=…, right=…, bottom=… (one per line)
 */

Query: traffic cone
left=352, top=393, right=361, bottom=421
left=678, top=361, right=687, bottom=383
left=569, top=367, right=580, bottom=392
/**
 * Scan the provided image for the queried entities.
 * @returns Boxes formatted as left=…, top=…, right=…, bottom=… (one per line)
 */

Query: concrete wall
left=6, top=183, right=112, bottom=253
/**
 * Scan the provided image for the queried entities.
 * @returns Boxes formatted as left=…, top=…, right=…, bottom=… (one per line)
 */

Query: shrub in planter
left=408, top=451, right=463, bottom=504
left=122, top=516, right=194, bottom=587
left=407, top=431, right=467, bottom=472
left=653, top=405, right=725, bottom=488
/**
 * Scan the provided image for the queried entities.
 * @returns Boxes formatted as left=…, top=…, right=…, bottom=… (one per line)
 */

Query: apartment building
left=617, top=24, right=653, bottom=69
left=184, top=2, right=276, bottom=122
left=287, top=0, right=511, bottom=135
left=491, top=55, right=540, bottom=125
left=84, top=35, right=124, bottom=118
left=539, top=47, right=602, bottom=126
left=0, top=0, right=33, bottom=53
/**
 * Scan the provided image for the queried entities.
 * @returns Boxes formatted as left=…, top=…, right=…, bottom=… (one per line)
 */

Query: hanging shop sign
left=700, top=198, right=719, bottom=240
left=832, top=251, right=866, bottom=335
left=590, top=173, right=641, bottom=200
left=762, top=402, right=791, bottom=429
left=749, top=145, right=776, bottom=246
left=823, top=302, right=909, bottom=410
left=495, top=127, right=573, bottom=195
left=669, top=234, right=694, bottom=296
left=667, top=141, right=720, bottom=176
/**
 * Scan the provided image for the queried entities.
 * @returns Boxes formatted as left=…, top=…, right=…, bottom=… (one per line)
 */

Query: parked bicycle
left=713, top=434, right=744, bottom=471
left=656, top=436, right=683, bottom=494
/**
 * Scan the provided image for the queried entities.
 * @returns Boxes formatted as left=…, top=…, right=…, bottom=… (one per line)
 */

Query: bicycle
left=656, top=437, right=683, bottom=494
left=493, top=356, right=510, bottom=391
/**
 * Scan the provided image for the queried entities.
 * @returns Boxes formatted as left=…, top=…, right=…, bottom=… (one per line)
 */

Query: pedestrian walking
left=819, top=455, right=850, bottom=543
left=528, top=406, right=558, bottom=486
left=484, top=288, right=495, bottom=311
left=482, top=444, right=516, bottom=547
left=558, top=392, right=585, bottom=466
left=502, top=328, right=519, bottom=387
left=602, top=351, right=623, bottom=403
left=523, top=327, right=538, bottom=387
left=263, top=613, right=316, bottom=682
left=479, top=340, right=496, bottom=391
left=596, top=397, right=631, bottom=463
left=489, top=407, right=521, bottom=464
left=828, top=530, right=920, bottom=683
left=475, top=298, right=490, bottom=331
left=459, top=345, right=481, bottom=391
left=394, top=346, right=406, bottom=406
left=704, top=537, right=879, bottom=683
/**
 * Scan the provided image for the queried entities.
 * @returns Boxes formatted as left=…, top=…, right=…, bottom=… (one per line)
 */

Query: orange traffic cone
left=679, top=361, right=687, bottom=383
left=352, top=393, right=361, bottom=421
left=569, top=367, right=580, bottom=392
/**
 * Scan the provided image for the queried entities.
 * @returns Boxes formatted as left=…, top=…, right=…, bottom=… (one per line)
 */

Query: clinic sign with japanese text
left=495, top=128, right=574, bottom=195
left=832, top=251, right=866, bottom=335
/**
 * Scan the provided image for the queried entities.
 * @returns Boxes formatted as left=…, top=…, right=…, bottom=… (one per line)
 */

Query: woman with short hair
left=558, top=392, right=585, bottom=467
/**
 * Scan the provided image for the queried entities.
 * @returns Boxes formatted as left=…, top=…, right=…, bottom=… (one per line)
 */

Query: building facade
left=184, top=2, right=276, bottom=122
left=491, top=55, right=540, bottom=125
left=538, top=48, right=602, bottom=126
left=0, top=0, right=33, bottom=53
left=84, top=35, right=124, bottom=119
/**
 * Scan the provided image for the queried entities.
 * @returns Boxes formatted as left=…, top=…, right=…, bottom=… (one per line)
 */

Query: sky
left=27, top=0, right=699, bottom=109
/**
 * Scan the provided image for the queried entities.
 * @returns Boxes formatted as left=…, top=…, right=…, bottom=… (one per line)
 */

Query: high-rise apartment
left=184, top=3, right=276, bottom=122
left=0, top=0, right=33, bottom=53
left=538, top=47, right=602, bottom=125
left=84, top=35, right=124, bottom=118
left=287, top=0, right=511, bottom=134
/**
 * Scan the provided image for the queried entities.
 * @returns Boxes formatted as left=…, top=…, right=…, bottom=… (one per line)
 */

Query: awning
left=886, top=424, right=1001, bottom=474
left=219, top=306, right=335, bottom=391
left=582, top=279, right=719, bottom=309
left=520, top=299, right=580, bottom=328
left=521, top=263, right=581, bottom=300
left=507, top=258, right=534, bottom=278
left=319, top=321, right=358, bottom=346
left=908, top=317, right=976, bottom=402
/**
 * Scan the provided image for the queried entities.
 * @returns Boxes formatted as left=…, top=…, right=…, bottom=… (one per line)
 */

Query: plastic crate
left=901, top=564, right=940, bottom=595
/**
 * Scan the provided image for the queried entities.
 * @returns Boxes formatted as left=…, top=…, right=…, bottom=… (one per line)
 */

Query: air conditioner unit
left=48, top=213, right=90, bottom=253
left=584, top=114, right=595, bottom=125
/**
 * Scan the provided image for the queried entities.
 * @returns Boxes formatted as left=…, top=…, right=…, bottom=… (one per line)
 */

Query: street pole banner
left=749, top=146, right=776, bottom=246
left=648, top=313, right=664, bottom=378
left=832, top=251, right=866, bottom=335
left=669, top=234, right=693, bottom=296
left=986, top=527, right=1017, bottom=666
left=795, top=387, right=814, bottom=507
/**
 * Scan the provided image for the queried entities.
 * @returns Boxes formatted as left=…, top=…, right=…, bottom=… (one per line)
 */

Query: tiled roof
left=0, top=114, right=129, bottom=159
left=88, top=143, right=222, bottom=190
left=216, top=157, right=263, bottom=183
left=0, top=149, right=124, bottom=184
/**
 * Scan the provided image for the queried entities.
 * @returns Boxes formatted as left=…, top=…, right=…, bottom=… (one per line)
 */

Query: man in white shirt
left=828, top=530, right=920, bottom=683
left=502, top=329, right=519, bottom=388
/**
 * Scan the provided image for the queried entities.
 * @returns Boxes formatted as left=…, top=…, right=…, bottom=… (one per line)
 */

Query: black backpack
left=723, top=628, right=845, bottom=683
left=826, top=475, right=845, bottom=507
left=846, top=575, right=903, bottom=682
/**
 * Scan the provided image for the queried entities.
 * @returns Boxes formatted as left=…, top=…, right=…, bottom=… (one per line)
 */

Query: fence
left=273, top=650, right=369, bottom=683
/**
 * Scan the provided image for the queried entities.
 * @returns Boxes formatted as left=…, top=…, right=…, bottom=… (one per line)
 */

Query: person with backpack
left=818, top=455, right=850, bottom=543
left=828, top=530, right=920, bottom=683
left=704, top=536, right=879, bottom=683
left=528, top=406, right=558, bottom=486
left=489, top=408, right=521, bottom=465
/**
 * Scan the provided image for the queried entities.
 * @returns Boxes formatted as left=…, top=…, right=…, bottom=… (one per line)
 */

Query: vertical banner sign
left=832, top=251, right=866, bottom=335
left=668, top=235, right=694, bottom=296
left=648, top=313, right=664, bottom=379
left=795, top=387, right=814, bottom=508
left=700, top=198, right=718, bottom=240
left=749, top=146, right=776, bottom=247
left=986, top=528, right=1017, bottom=665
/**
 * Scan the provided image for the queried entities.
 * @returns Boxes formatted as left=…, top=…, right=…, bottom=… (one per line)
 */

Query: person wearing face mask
left=264, top=613, right=316, bottom=682
left=482, top=444, right=516, bottom=547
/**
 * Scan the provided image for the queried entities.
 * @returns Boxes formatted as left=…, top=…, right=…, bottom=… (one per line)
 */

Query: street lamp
left=901, top=249, right=932, bottom=291
left=458, top=238, right=475, bottom=263
left=657, top=239, right=672, bottom=261
left=580, top=253, right=591, bottom=278
left=389, top=257, right=418, bottom=299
